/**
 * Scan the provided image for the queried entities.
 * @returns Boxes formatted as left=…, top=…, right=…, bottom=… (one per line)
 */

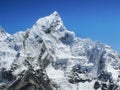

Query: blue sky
left=0, top=0, right=120, bottom=52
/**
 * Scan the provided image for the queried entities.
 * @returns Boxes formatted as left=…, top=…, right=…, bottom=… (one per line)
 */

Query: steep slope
left=0, top=11, right=120, bottom=90
left=0, top=27, right=10, bottom=41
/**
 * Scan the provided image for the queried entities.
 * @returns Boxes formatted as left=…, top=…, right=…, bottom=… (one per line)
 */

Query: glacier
left=0, top=11, right=120, bottom=90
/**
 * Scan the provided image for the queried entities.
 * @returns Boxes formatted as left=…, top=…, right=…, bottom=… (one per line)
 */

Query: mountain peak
left=36, top=11, right=63, bottom=27
left=0, top=26, right=5, bottom=33
left=0, top=26, right=10, bottom=40
left=0, top=26, right=6, bottom=40
left=1, top=12, right=120, bottom=90
left=51, top=11, right=59, bottom=17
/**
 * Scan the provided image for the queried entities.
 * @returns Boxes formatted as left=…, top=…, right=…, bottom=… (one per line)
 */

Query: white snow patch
left=46, top=64, right=65, bottom=80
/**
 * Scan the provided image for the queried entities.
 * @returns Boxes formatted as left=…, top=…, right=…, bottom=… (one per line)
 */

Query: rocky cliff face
left=0, top=11, right=120, bottom=90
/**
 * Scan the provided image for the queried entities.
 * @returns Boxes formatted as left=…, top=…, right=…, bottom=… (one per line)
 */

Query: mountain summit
left=0, top=27, right=10, bottom=41
left=0, top=12, right=120, bottom=90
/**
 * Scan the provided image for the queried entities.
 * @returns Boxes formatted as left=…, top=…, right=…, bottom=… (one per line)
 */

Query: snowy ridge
left=0, top=27, right=10, bottom=41
left=0, top=11, right=120, bottom=90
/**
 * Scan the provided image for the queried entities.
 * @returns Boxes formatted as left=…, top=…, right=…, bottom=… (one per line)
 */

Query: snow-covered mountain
left=0, top=11, right=120, bottom=90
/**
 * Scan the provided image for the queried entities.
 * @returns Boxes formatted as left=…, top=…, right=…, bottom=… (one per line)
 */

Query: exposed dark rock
left=101, top=83, right=108, bottom=90
left=1, top=68, right=16, bottom=81
left=2, top=69, right=54, bottom=90
left=60, top=32, right=74, bottom=45
left=98, top=71, right=112, bottom=82
left=94, top=81, right=101, bottom=90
